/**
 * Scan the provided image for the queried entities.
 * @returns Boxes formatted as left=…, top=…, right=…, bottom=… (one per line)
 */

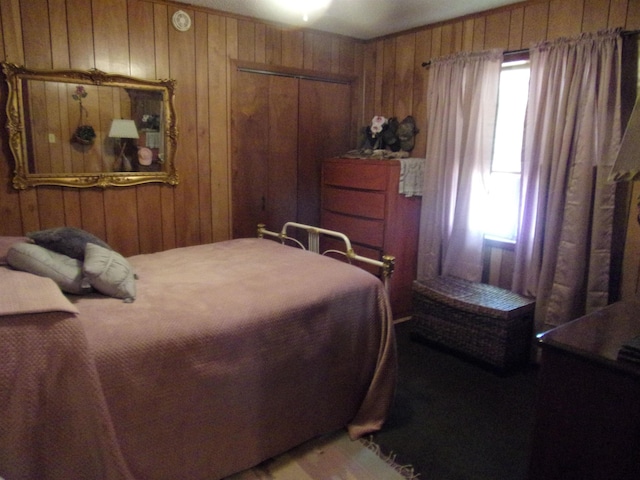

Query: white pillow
left=83, top=243, right=136, bottom=302
left=6, top=242, right=92, bottom=295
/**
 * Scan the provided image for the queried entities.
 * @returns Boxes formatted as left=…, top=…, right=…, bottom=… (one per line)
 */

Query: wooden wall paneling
left=67, top=0, right=95, bottom=70
left=487, top=246, right=502, bottom=285
left=49, top=0, right=68, bottom=69
left=304, top=31, right=333, bottom=71
left=362, top=41, right=384, bottom=126
left=431, top=26, right=443, bottom=58
left=336, top=37, right=355, bottom=76
left=226, top=17, right=239, bottom=60
left=485, top=11, right=512, bottom=49
left=393, top=33, right=416, bottom=118
left=21, top=0, right=51, bottom=69
left=92, top=0, right=138, bottom=255
left=79, top=189, right=108, bottom=245
left=129, top=0, right=164, bottom=254
left=627, top=0, right=640, bottom=29
left=62, top=187, right=82, bottom=227
left=583, top=0, right=614, bottom=31
left=265, top=25, right=282, bottom=65
left=451, top=21, right=465, bottom=53
left=547, top=0, right=585, bottom=40
left=169, top=6, right=199, bottom=247
left=440, top=23, right=455, bottom=56
left=412, top=29, right=430, bottom=158
left=0, top=5, right=4, bottom=57
left=330, top=38, right=340, bottom=74
left=153, top=2, right=170, bottom=77
left=128, top=0, right=156, bottom=79
left=92, top=84, right=112, bottom=173
left=522, top=2, right=550, bottom=45
left=104, top=188, right=140, bottom=256
left=350, top=41, right=365, bottom=145
left=254, top=22, right=266, bottom=64
left=151, top=2, right=176, bottom=251
left=59, top=87, right=74, bottom=174
left=37, top=187, right=66, bottom=228
left=93, top=0, right=130, bottom=74
left=381, top=38, right=395, bottom=115
left=46, top=83, right=64, bottom=173
left=608, top=0, right=630, bottom=28
left=508, top=7, right=525, bottom=50
left=472, top=18, right=486, bottom=51
left=208, top=14, right=230, bottom=242
left=195, top=10, right=213, bottom=245
left=28, top=81, right=48, bottom=172
left=462, top=19, right=475, bottom=52
left=237, top=19, right=256, bottom=62
left=16, top=0, right=48, bottom=233
left=0, top=0, right=24, bottom=64
left=280, top=29, right=303, bottom=69
left=16, top=189, right=39, bottom=234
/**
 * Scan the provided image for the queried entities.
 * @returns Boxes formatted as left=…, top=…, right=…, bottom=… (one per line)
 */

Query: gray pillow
left=83, top=243, right=136, bottom=302
left=6, top=242, right=93, bottom=295
left=27, top=227, right=111, bottom=261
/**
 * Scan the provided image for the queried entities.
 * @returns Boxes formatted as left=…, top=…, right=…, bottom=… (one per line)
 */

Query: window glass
left=482, top=60, right=530, bottom=242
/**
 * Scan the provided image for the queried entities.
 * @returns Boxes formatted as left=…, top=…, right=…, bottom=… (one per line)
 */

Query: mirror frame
left=2, top=62, right=179, bottom=188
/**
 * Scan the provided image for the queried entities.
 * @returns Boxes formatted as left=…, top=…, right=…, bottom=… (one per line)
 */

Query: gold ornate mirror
left=2, top=62, right=178, bottom=188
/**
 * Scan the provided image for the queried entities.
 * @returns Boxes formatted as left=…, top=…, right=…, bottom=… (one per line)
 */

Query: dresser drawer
left=321, top=210, right=384, bottom=248
left=323, top=162, right=388, bottom=191
left=322, top=186, right=386, bottom=220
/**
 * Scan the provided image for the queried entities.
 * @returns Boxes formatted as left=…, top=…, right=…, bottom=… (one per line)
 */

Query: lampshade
left=108, top=119, right=139, bottom=139
left=610, top=96, right=640, bottom=182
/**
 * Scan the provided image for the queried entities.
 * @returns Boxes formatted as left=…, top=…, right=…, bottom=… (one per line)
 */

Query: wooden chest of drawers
left=320, top=157, right=422, bottom=318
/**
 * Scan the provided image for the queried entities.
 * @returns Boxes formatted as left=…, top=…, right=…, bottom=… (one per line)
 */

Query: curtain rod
left=420, top=29, right=640, bottom=68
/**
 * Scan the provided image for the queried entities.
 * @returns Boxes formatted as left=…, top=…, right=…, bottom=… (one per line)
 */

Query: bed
left=0, top=225, right=397, bottom=480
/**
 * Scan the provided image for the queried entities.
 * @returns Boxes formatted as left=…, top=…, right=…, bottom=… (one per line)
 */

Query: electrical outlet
left=48, top=133, right=56, bottom=143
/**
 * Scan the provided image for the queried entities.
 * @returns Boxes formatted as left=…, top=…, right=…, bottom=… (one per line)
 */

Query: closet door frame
left=230, top=61, right=354, bottom=238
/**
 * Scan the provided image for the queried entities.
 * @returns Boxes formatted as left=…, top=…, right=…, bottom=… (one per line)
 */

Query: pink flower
left=72, top=85, right=88, bottom=101
left=370, top=115, right=387, bottom=137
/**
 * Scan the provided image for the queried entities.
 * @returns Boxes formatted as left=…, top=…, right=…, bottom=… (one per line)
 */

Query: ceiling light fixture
left=270, top=0, right=331, bottom=23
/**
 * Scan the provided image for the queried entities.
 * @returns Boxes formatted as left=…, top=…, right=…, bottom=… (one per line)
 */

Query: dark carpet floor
left=373, top=319, right=539, bottom=480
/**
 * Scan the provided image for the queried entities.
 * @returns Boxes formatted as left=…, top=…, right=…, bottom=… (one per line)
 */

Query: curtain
left=417, top=50, right=503, bottom=281
left=512, top=30, right=622, bottom=332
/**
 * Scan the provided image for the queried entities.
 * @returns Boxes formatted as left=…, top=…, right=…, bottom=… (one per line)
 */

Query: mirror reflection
left=2, top=63, right=178, bottom=188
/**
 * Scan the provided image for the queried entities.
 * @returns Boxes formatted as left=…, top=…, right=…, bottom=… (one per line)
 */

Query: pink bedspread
left=0, top=238, right=396, bottom=480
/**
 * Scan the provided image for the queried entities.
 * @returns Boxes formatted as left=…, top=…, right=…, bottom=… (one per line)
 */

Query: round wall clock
left=172, top=10, right=192, bottom=32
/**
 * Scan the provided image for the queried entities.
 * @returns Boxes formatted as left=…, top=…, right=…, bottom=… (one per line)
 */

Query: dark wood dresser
left=529, top=300, right=640, bottom=479
left=320, top=157, right=422, bottom=318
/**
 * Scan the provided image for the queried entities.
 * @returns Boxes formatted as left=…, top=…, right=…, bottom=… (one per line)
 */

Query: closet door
left=297, top=79, right=351, bottom=228
left=231, top=70, right=299, bottom=239
left=231, top=64, right=352, bottom=238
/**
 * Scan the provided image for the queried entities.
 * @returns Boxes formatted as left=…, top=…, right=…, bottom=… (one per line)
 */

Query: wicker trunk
left=412, top=276, right=535, bottom=371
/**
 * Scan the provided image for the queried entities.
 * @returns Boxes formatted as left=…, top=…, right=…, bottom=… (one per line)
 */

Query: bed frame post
left=256, top=222, right=395, bottom=292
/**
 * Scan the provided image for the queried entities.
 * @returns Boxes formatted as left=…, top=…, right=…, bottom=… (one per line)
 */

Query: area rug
left=225, top=430, right=419, bottom=479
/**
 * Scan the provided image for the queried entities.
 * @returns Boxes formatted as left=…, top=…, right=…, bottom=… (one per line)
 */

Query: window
left=482, top=60, right=530, bottom=242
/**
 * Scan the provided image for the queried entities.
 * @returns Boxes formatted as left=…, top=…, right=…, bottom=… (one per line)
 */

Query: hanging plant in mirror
left=70, top=85, right=96, bottom=145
